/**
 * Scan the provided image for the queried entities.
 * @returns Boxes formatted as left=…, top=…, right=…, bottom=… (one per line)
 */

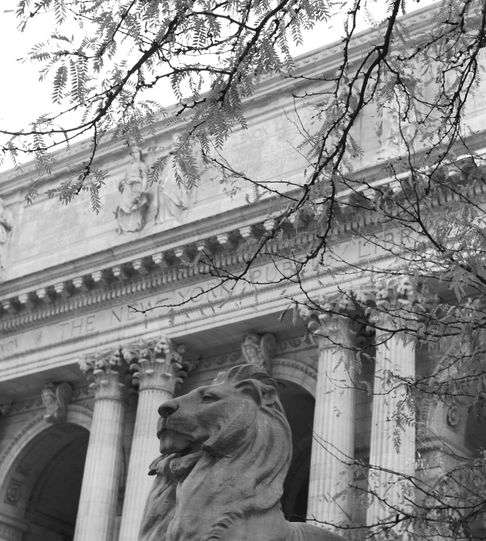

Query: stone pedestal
left=118, top=338, right=186, bottom=541
left=304, top=307, right=357, bottom=529
left=74, top=350, right=126, bottom=541
left=367, top=285, right=417, bottom=530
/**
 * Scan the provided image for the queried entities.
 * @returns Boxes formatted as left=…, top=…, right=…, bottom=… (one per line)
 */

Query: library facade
left=1, top=6, right=486, bottom=541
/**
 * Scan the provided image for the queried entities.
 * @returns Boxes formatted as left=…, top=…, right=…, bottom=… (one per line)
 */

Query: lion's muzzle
left=158, top=398, right=179, bottom=418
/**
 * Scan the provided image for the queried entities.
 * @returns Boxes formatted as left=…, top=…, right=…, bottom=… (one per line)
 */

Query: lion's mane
left=140, top=364, right=293, bottom=541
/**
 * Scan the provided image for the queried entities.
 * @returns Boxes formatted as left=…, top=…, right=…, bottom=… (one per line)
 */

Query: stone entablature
left=1, top=154, right=485, bottom=333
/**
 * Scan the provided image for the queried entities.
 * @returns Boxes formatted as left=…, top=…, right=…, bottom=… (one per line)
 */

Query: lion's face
left=157, top=381, right=260, bottom=457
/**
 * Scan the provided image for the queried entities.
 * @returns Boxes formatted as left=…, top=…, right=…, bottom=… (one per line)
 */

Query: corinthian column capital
left=79, top=348, right=126, bottom=400
left=122, top=336, right=191, bottom=393
left=367, top=276, right=425, bottom=334
left=299, top=294, right=362, bottom=350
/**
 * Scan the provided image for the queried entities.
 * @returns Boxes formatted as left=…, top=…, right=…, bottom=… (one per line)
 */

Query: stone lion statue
left=140, top=364, right=345, bottom=541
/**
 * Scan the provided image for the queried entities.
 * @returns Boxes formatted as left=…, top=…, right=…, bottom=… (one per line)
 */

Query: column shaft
left=118, top=338, right=186, bottom=540
left=307, top=319, right=356, bottom=528
left=367, top=331, right=415, bottom=526
left=74, top=390, right=125, bottom=541
left=118, top=387, right=172, bottom=541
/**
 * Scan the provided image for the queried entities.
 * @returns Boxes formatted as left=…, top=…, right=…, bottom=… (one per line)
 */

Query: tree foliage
left=2, top=0, right=486, bottom=539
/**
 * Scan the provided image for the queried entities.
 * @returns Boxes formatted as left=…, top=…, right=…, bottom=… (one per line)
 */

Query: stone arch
left=0, top=404, right=92, bottom=486
left=0, top=404, right=93, bottom=540
left=271, top=357, right=316, bottom=522
left=271, top=357, right=317, bottom=397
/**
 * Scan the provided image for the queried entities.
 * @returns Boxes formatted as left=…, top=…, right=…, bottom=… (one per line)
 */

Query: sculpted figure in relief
left=140, top=364, right=345, bottom=541
left=241, top=332, right=277, bottom=373
left=115, top=146, right=151, bottom=233
left=41, top=382, right=72, bottom=424
left=0, top=198, right=13, bottom=272
left=155, top=154, right=189, bottom=225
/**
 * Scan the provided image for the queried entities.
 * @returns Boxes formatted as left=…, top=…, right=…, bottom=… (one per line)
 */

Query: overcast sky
left=0, top=1, right=435, bottom=171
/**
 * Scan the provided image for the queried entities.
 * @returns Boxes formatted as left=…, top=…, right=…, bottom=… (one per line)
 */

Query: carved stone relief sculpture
left=41, top=382, right=73, bottom=423
left=115, top=146, right=150, bottom=233
left=241, top=332, right=277, bottom=373
left=140, top=364, right=345, bottom=541
left=0, top=198, right=13, bottom=273
left=154, top=142, right=220, bottom=226
left=0, top=402, right=12, bottom=416
left=154, top=154, right=189, bottom=225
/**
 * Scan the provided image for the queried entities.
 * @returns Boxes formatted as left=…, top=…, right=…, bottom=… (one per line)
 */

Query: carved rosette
left=123, top=336, right=191, bottom=393
left=79, top=348, right=127, bottom=401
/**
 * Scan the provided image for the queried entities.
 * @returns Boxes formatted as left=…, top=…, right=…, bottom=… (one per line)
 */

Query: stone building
left=1, top=4, right=486, bottom=541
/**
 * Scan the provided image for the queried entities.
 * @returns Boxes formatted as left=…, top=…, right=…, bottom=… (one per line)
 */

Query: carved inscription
left=0, top=228, right=418, bottom=359
left=58, top=315, right=96, bottom=340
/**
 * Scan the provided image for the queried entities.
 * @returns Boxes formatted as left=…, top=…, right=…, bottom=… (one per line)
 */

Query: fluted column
left=74, top=349, right=127, bottom=541
left=118, top=338, right=188, bottom=541
left=367, top=280, right=418, bottom=531
left=302, top=301, right=358, bottom=529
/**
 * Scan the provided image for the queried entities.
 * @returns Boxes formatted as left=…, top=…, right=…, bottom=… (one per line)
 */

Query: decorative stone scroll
left=241, top=332, right=277, bottom=373
left=41, top=382, right=73, bottom=423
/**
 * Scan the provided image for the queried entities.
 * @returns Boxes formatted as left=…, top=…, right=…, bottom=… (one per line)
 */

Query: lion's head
left=140, top=364, right=293, bottom=541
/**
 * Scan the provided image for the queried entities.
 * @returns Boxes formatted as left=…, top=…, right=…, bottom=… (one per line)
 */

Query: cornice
left=0, top=191, right=283, bottom=297
left=1, top=158, right=485, bottom=333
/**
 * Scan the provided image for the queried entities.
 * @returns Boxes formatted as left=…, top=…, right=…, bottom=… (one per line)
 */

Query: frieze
left=0, top=193, right=456, bottom=334
left=0, top=197, right=476, bottom=360
left=195, top=345, right=318, bottom=382
left=277, top=337, right=308, bottom=353
left=197, top=351, right=242, bottom=373
left=272, top=358, right=317, bottom=382
left=6, top=385, right=92, bottom=417
left=0, top=230, right=413, bottom=362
